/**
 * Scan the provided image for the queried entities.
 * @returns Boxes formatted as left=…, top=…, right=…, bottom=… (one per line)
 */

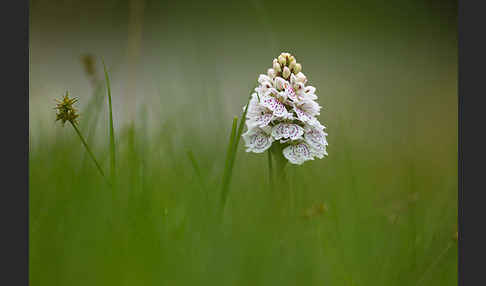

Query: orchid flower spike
left=242, top=52, right=328, bottom=165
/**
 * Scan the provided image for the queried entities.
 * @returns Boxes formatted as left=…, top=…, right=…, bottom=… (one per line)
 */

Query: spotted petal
left=283, top=143, right=314, bottom=165
left=261, top=93, right=289, bottom=118
left=274, top=77, right=289, bottom=91
left=304, top=126, right=328, bottom=158
left=243, top=128, right=274, bottom=153
left=258, top=74, right=272, bottom=85
left=271, top=123, right=304, bottom=141
left=253, top=113, right=273, bottom=128
left=294, top=106, right=314, bottom=123
left=300, top=86, right=317, bottom=100
left=283, top=85, right=298, bottom=102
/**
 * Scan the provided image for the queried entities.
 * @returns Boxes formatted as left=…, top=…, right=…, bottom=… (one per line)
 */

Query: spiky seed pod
left=55, top=91, right=79, bottom=126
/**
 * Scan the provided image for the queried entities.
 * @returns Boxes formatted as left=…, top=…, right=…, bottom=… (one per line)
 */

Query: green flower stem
left=267, top=149, right=274, bottom=190
left=70, top=121, right=109, bottom=185
left=270, top=143, right=290, bottom=216
left=271, top=143, right=288, bottom=186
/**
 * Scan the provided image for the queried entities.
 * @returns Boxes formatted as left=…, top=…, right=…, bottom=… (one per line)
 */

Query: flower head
left=55, top=91, right=79, bottom=126
left=242, top=52, right=328, bottom=165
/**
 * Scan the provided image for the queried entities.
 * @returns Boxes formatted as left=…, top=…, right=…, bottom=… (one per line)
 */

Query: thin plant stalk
left=416, top=241, right=454, bottom=286
left=81, top=83, right=105, bottom=170
left=231, top=95, right=251, bottom=156
left=271, top=143, right=288, bottom=186
left=187, top=149, right=202, bottom=180
left=220, top=117, right=238, bottom=208
left=267, top=150, right=274, bottom=190
left=187, top=149, right=208, bottom=205
left=70, top=121, right=110, bottom=186
left=220, top=95, right=252, bottom=210
left=102, top=58, right=116, bottom=184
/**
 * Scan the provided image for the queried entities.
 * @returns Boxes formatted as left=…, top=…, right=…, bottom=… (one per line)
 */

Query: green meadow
left=29, top=0, right=457, bottom=285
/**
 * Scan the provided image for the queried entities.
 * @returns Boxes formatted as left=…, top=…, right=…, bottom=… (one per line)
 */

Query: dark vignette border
left=0, top=0, right=483, bottom=284
left=459, top=0, right=486, bottom=285
left=0, top=0, right=29, bottom=285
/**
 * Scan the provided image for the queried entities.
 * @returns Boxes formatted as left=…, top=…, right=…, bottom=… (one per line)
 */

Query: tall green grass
left=29, top=0, right=458, bottom=283
left=29, top=70, right=457, bottom=285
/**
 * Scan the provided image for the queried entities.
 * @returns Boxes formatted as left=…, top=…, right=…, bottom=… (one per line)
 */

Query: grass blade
left=187, top=149, right=202, bottom=179
left=220, top=117, right=238, bottom=208
left=102, top=58, right=116, bottom=184
left=187, top=149, right=209, bottom=210
left=220, top=95, right=252, bottom=211
left=231, top=95, right=251, bottom=156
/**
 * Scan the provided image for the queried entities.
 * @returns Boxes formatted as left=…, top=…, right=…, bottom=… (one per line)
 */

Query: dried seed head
left=55, top=91, right=79, bottom=126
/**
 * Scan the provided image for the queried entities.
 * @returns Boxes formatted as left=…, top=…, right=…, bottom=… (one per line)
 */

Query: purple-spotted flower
left=242, top=52, right=328, bottom=165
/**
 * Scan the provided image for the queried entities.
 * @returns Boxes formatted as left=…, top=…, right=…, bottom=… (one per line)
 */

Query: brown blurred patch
left=303, top=202, right=328, bottom=219
left=80, top=54, right=97, bottom=79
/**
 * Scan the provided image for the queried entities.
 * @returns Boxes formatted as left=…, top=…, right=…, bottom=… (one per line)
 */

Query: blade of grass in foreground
left=220, top=95, right=251, bottom=211
left=231, top=95, right=251, bottom=159
left=102, top=58, right=116, bottom=185
left=220, top=117, right=238, bottom=209
left=187, top=150, right=205, bottom=192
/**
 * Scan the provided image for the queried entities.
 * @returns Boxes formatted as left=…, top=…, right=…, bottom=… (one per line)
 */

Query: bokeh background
left=29, top=0, right=457, bottom=285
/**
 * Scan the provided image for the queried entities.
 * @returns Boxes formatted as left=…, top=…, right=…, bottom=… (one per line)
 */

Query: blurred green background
left=29, top=0, right=457, bottom=285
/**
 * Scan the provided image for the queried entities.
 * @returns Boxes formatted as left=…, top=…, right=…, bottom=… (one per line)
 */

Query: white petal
left=294, top=106, right=314, bottom=123
left=267, top=68, right=276, bottom=79
left=283, top=143, right=313, bottom=165
left=254, top=113, right=273, bottom=128
left=284, top=85, right=298, bottom=101
left=307, top=118, right=325, bottom=130
left=246, top=93, right=265, bottom=117
left=258, top=74, right=272, bottom=84
left=261, top=94, right=289, bottom=118
left=274, top=77, right=289, bottom=91
left=304, top=86, right=316, bottom=95
left=297, top=99, right=321, bottom=117
left=271, top=123, right=304, bottom=140
left=293, top=82, right=305, bottom=97
left=302, top=86, right=317, bottom=100
left=290, top=73, right=297, bottom=86
left=304, top=126, right=328, bottom=151
left=295, top=72, right=307, bottom=84
left=243, top=128, right=274, bottom=153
